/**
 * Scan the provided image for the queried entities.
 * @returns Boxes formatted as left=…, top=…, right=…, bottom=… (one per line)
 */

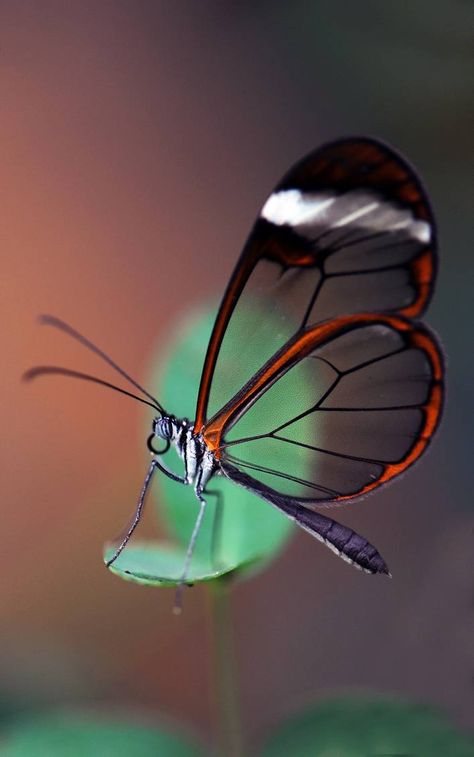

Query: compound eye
left=159, top=417, right=173, bottom=439
left=153, top=416, right=173, bottom=439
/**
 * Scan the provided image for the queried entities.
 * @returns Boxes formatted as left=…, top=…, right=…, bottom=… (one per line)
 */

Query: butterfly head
left=147, top=414, right=182, bottom=455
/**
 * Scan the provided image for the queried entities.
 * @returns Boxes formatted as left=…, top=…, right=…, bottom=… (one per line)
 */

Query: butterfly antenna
left=36, top=314, right=165, bottom=413
left=23, top=366, right=161, bottom=411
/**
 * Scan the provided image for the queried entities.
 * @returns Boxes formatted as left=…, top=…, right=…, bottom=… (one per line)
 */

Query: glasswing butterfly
left=26, top=137, right=444, bottom=597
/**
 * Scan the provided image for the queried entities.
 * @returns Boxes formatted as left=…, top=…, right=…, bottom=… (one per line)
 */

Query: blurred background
left=2, top=0, right=473, bottom=752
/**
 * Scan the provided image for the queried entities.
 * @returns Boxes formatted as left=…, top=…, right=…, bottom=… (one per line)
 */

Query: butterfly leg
left=207, top=488, right=225, bottom=571
left=106, top=459, right=158, bottom=568
left=174, top=489, right=208, bottom=613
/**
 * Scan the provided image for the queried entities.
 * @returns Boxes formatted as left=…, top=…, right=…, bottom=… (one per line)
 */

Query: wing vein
left=273, top=434, right=389, bottom=466
left=226, top=454, right=341, bottom=497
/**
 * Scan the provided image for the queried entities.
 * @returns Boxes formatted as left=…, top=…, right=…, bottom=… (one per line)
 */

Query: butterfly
left=26, top=137, right=443, bottom=595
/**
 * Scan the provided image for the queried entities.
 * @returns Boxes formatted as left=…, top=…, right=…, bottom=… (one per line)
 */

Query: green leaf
left=260, top=695, right=474, bottom=757
left=2, top=712, right=204, bottom=757
left=103, top=541, right=257, bottom=587
left=147, top=309, right=296, bottom=578
left=104, top=308, right=294, bottom=587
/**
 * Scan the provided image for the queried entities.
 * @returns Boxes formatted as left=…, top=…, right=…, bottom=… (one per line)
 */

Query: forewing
left=195, top=137, right=436, bottom=430
left=210, top=315, right=443, bottom=505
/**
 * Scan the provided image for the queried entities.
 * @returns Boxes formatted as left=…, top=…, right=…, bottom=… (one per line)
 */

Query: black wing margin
left=195, top=137, right=437, bottom=432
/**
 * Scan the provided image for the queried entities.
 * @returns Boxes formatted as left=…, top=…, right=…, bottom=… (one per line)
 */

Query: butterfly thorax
left=152, top=415, right=216, bottom=491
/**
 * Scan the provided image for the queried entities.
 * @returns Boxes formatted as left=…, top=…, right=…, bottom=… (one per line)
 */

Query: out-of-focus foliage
left=4, top=696, right=473, bottom=756
left=1, top=712, right=204, bottom=757
left=261, top=695, right=474, bottom=757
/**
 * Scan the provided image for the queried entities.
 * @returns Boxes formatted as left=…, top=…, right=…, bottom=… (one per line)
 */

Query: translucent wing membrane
left=205, top=315, right=443, bottom=505
left=192, top=137, right=443, bottom=575
left=195, top=137, right=437, bottom=430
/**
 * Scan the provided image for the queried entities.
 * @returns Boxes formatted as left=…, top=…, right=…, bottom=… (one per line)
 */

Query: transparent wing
left=206, top=315, right=443, bottom=505
left=194, top=137, right=437, bottom=431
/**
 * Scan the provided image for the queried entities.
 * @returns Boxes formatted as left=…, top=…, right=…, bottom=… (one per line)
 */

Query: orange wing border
left=203, top=313, right=444, bottom=503
left=194, top=137, right=437, bottom=432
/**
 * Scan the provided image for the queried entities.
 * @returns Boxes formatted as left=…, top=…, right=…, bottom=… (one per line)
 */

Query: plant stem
left=209, top=579, right=244, bottom=757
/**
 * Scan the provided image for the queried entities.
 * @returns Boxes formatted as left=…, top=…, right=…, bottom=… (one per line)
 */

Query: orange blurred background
left=2, top=0, right=472, bottom=749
